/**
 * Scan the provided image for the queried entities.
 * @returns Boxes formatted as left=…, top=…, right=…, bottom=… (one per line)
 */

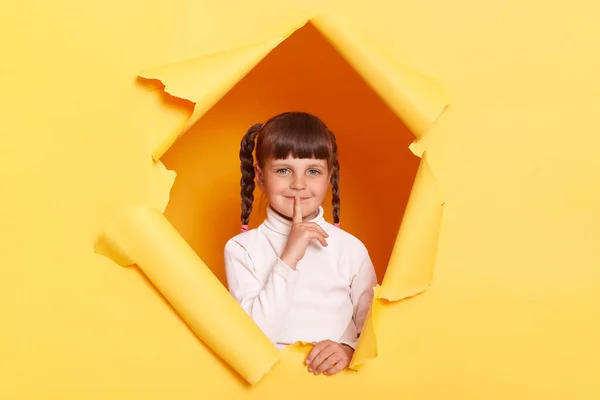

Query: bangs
left=271, top=127, right=332, bottom=161
left=257, top=112, right=333, bottom=166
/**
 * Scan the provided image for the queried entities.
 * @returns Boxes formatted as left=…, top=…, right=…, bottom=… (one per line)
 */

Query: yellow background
left=2, top=0, right=600, bottom=398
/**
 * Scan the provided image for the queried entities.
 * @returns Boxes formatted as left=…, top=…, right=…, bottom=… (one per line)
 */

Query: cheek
left=263, top=175, right=286, bottom=193
left=312, top=176, right=330, bottom=196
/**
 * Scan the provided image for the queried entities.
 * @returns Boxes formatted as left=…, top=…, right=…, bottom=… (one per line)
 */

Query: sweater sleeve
left=349, top=245, right=378, bottom=337
left=224, top=239, right=300, bottom=341
left=339, top=245, right=378, bottom=350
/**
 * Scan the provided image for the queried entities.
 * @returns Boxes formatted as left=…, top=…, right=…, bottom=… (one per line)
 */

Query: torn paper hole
left=95, top=14, right=448, bottom=384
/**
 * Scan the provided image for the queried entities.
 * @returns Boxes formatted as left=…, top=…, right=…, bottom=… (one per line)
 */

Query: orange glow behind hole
left=161, top=23, right=420, bottom=286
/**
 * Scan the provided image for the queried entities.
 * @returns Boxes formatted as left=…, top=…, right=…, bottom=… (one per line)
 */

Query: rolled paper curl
left=95, top=207, right=280, bottom=384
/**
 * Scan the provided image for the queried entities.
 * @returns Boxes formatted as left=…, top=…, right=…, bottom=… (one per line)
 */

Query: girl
left=224, top=112, right=377, bottom=376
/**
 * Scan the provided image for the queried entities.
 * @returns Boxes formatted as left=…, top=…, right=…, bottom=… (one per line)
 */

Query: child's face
left=255, top=155, right=331, bottom=221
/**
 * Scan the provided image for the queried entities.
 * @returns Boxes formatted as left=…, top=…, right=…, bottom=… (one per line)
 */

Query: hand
left=305, top=340, right=354, bottom=375
left=280, top=195, right=328, bottom=269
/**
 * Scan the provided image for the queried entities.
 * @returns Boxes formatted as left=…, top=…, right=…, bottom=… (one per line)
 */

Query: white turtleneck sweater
left=224, top=206, right=378, bottom=350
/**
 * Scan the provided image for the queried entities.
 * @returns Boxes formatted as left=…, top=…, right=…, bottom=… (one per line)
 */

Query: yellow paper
left=140, top=38, right=284, bottom=160
left=141, top=17, right=448, bottom=158
left=348, top=285, right=382, bottom=369
left=95, top=206, right=280, bottom=384
left=379, top=152, right=444, bottom=301
left=106, top=11, right=447, bottom=384
left=5, top=0, right=600, bottom=398
left=128, top=16, right=448, bottom=380
left=311, top=15, right=448, bottom=139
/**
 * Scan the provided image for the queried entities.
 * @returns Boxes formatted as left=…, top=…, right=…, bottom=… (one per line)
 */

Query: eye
left=276, top=168, right=290, bottom=175
left=307, top=169, right=322, bottom=176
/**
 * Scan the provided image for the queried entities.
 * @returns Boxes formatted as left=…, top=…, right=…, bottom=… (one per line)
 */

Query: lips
left=284, top=196, right=310, bottom=200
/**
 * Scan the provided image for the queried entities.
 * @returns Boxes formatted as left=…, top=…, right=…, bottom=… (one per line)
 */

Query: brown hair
left=239, top=111, right=340, bottom=227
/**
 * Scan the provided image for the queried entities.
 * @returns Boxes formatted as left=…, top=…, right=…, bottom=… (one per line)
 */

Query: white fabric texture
left=224, top=205, right=377, bottom=350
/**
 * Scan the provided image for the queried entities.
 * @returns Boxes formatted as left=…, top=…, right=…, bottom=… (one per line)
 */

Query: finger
left=323, top=359, right=346, bottom=375
left=303, top=222, right=329, bottom=238
left=307, top=344, right=336, bottom=373
left=297, top=223, right=328, bottom=236
left=305, top=340, right=332, bottom=365
left=305, top=230, right=328, bottom=247
left=292, top=194, right=302, bottom=224
left=313, top=233, right=328, bottom=247
left=296, top=225, right=328, bottom=246
left=314, top=352, right=343, bottom=374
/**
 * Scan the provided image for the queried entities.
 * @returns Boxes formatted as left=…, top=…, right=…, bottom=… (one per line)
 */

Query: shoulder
left=224, top=228, right=262, bottom=255
left=323, top=222, right=375, bottom=278
left=322, top=221, right=370, bottom=255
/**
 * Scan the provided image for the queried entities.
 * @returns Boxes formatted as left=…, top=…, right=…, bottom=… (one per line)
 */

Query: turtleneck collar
left=263, top=205, right=326, bottom=235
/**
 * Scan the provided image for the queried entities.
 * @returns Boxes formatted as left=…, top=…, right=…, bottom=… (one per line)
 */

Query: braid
left=239, top=123, right=262, bottom=229
left=329, top=130, right=341, bottom=226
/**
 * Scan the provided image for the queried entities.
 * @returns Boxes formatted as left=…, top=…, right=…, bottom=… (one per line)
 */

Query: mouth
left=284, top=196, right=311, bottom=201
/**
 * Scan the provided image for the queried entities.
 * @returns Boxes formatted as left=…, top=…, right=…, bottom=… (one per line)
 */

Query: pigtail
left=239, top=123, right=262, bottom=231
left=329, top=130, right=341, bottom=227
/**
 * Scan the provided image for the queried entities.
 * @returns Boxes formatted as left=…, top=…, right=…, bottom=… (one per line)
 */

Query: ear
left=254, top=164, right=264, bottom=190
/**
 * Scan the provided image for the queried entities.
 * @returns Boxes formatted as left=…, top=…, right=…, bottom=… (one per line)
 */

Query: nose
left=290, top=174, right=306, bottom=190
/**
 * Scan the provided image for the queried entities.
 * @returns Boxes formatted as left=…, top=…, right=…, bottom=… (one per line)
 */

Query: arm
left=224, top=239, right=300, bottom=341
left=346, top=247, right=378, bottom=348
left=304, top=244, right=378, bottom=375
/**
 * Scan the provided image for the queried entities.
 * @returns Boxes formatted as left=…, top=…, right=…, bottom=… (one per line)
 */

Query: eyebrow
left=271, top=163, right=326, bottom=169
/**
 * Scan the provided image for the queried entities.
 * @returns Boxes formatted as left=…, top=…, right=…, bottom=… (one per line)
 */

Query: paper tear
left=378, top=152, right=444, bottom=301
left=139, top=38, right=283, bottom=161
left=348, top=285, right=382, bottom=369
left=94, top=205, right=280, bottom=385
left=349, top=154, right=444, bottom=367
left=121, top=12, right=449, bottom=384
left=311, top=14, right=449, bottom=139
left=140, top=15, right=448, bottom=162
left=277, top=331, right=377, bottom=373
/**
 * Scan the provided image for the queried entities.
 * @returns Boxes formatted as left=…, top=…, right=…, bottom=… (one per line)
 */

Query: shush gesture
left=280, top=195, right=329, bottom=269
left=227, top=114, right=375, bottom=381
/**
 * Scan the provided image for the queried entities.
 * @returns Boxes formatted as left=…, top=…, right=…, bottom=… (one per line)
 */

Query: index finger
left=292, top=194, right=303, bottom=224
